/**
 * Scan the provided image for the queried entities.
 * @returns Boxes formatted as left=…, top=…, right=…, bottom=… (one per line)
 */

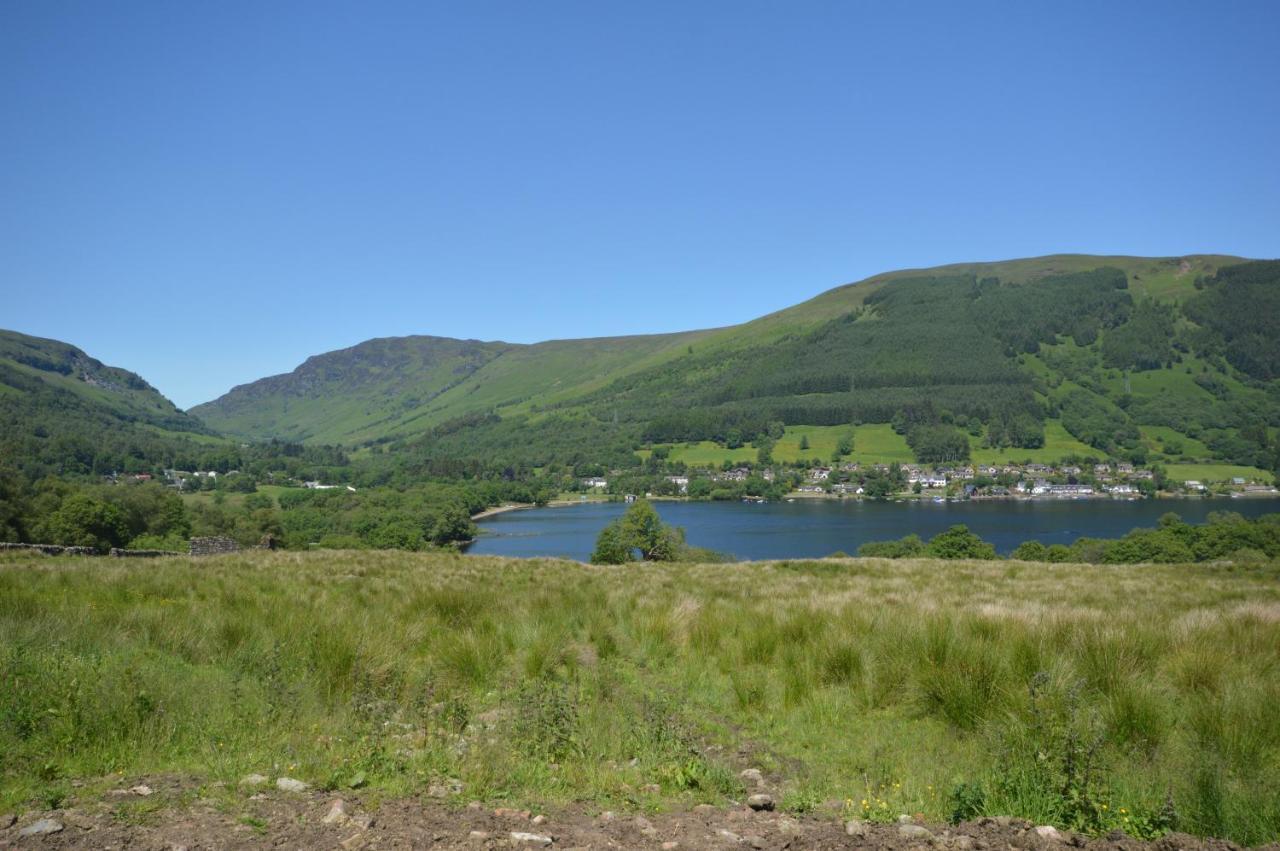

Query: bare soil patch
left=1, top=777, right=1272, bottom=850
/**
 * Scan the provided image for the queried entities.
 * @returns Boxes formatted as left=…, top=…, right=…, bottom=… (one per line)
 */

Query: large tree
left=590, top=500, right=684, bottom=564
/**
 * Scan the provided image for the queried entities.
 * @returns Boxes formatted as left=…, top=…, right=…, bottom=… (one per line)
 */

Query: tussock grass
left=1, top=551, right=1278, bottom=843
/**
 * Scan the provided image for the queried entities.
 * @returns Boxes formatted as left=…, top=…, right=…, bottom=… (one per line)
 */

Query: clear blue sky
left=3, top=1, right=1278, bottom=409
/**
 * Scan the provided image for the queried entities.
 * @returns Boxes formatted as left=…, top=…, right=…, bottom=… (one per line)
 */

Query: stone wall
left=109, top=548, right=184, bottom=558
left=189, top=536, right=240, bottom=557
left=0, top=542, right=96, bottom=556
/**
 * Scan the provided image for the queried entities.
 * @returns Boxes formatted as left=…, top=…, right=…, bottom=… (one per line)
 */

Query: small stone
left=340, top=833, right=366, bottom=850
left=1034, top=825, right=1063, bottom=842
left=276, top=777, right=309, bottom=793
left=323, top=799, right=349, bottom=825
left=899, top=824, right=934, bottom=840
left=61, top=810, right=96, bottom=830
left=130, top=784, right=154, bottom=796
left=739, top=768, right=764, bottom=788
left=428, top=784, right=450, bottom=798
left=743, top=836, right=765, bottom=850
left=510, top=831, right=554, bottom=846
left=495, top=807, right=532, bottom=820
left=898, top=814, right=914, bottom=824
left=634, top=815, right=657, bottom=837
left=716, top=828, right=741, bottom=843
left=467, top=801, right=483, bottom=810
left=950, top=836, right=975, bottom=850
left=777, top=816, right=803, bottom=837
left=531, top=814, right=548, bottom=826
left=662, top=843, right=680, bottom=850
left=19, top=819, right=65, bottom=837
left=597, top=810, right=617, bottom=823
left=469, top=830, right=490, bottom=840
left=641, top=783, right=661, bottom=794
left=350, top=814, right=375, bottom=830
left=845, top=819, right=868, bottom=838
left=746, top=793, right=774, bottom=812
left=240, top=773, right=269, bottom=787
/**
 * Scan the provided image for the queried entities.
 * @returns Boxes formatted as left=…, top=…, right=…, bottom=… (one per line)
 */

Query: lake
left=466, top=497, right=1280, bottom=561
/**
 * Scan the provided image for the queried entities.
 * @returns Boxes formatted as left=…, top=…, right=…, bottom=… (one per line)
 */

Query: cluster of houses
left=790, top=461, right=1159, bottom=499
left=582, top=460, right=1275, bottom=501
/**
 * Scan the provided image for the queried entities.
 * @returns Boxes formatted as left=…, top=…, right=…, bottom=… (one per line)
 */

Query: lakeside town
left=576, top=459, right=1278, bottom=503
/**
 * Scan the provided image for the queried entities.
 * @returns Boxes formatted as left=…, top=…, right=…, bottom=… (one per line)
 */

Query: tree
left=590, top=520, right=634, bottom=564
left=1011, top=540, right=1048, bottom=561
left=755, top=436, right=775, bottom=465
left=590, top=500, right=684, bottom=564
left=430, top=502, right=475, bottom=546
left=926, top=525, right=996, bottom=560
left=799, top=435, right=810, bottom=451
left=41, top=492, right=128, bottom=552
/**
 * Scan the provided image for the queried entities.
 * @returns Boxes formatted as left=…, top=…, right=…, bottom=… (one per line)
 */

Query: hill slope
left=191, top=254, right=1280, bottom=472
left=0, top=330, right=216, bottom=477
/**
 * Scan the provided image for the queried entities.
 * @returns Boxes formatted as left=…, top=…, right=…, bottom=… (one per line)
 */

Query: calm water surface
left=466, top=498, right=1280, bottom=561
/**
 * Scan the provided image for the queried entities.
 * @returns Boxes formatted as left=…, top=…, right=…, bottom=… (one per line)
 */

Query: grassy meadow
left=649, top=420, right=1125, bottom=469
left=2, top=550, right=1279, bottom=843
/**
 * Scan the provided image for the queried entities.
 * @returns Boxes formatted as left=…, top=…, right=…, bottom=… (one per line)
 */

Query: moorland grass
left=1, top=550, right=1278, bottom=843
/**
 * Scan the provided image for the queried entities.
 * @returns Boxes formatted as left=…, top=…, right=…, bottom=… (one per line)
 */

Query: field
left=969, top=420, right=1097, bottom=465
left=1164, top=463, right=1275, bottom=485
left=653, top=420, right=1105, bottom=470
left=2, top=550, right=1278, bottom=845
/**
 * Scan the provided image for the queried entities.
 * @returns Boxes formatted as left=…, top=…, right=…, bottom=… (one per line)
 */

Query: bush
left=927, top=525, right=997, bottom=560
left=858, top=534, right=926, bottom=559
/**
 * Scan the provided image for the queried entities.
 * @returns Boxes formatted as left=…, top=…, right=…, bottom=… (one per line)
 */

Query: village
left=580, top=458, right=1278, bottom=502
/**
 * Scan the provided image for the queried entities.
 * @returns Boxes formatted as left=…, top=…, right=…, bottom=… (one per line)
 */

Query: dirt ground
left=1, top=777, right=1273, bottom=851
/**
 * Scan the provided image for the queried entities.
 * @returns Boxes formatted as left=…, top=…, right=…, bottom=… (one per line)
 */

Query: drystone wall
left=189, top=536, right=240, bottom=557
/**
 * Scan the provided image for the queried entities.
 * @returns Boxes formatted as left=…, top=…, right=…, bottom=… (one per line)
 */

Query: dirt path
left=2, top=781, right=1270, bottom=850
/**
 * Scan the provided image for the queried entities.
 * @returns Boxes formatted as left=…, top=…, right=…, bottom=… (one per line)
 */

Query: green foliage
left=926, top=525, right=996, bottom=560
left=1058, top=389, right=1140, bottom=454
left=589, top=520, right=634, bottom=564
left=590, top=500, right=685, bottom=564
left=36, top=492, right=128, bottom=552
left=857, top=534, right=925, bottom=559
left=1184, top=260, right=1280, bottom=380
left=1101, top=300, right=1177, bottom=371
left=907, top=424, right=972, bottom=464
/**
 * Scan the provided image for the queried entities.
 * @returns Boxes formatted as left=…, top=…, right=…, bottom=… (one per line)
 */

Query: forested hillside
left=325, top=255, right=1277, bottom=474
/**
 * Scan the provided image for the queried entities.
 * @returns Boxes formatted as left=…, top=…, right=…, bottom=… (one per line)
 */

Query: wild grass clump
left=1, top=551, right=1278, bottom=843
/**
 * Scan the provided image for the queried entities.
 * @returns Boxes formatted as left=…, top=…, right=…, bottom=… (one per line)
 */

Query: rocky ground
left=0, top=775, right=1272, bottom=851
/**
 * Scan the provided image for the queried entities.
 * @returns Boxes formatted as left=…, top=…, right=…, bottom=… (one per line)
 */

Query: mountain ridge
left=190, top=253, right=1258, bottom=449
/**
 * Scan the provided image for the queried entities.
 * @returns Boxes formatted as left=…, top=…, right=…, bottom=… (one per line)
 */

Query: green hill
left=0, top=330, right=218, bottom=478
left=192, top=254, right=1279, bottom=473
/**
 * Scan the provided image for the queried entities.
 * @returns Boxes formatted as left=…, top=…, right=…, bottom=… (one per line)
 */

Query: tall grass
left=1, top=550, right=1278, bottom=843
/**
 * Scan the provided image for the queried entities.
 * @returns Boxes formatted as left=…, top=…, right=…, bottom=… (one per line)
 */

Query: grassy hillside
left=192, top=331, right=714, bottom=445
left=0, top=330, right=234, bottom=479
left=2, top=549, right=1278, bottom=843
left=189, top=255, right=1280, bottom=475
left=0, top=330, right=201, bottom=433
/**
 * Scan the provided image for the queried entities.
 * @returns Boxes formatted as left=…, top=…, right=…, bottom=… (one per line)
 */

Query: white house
left=583, top=477, right=609, bottom=490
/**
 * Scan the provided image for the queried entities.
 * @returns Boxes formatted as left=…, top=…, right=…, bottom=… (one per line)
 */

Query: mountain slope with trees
left=190, top=254, right=1279, bottom=475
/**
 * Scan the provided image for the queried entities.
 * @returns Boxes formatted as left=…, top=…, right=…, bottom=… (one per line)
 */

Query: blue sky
left=3, top=1, right=1278, bottom=409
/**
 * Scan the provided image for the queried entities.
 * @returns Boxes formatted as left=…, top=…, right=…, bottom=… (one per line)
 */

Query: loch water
left=466, top=497, right=1280, bottom=562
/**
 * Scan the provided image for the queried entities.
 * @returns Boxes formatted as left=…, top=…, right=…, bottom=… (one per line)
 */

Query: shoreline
left=472, top=490, right=1280, bottom=521
left=470, top=498, right=611, bottom=521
